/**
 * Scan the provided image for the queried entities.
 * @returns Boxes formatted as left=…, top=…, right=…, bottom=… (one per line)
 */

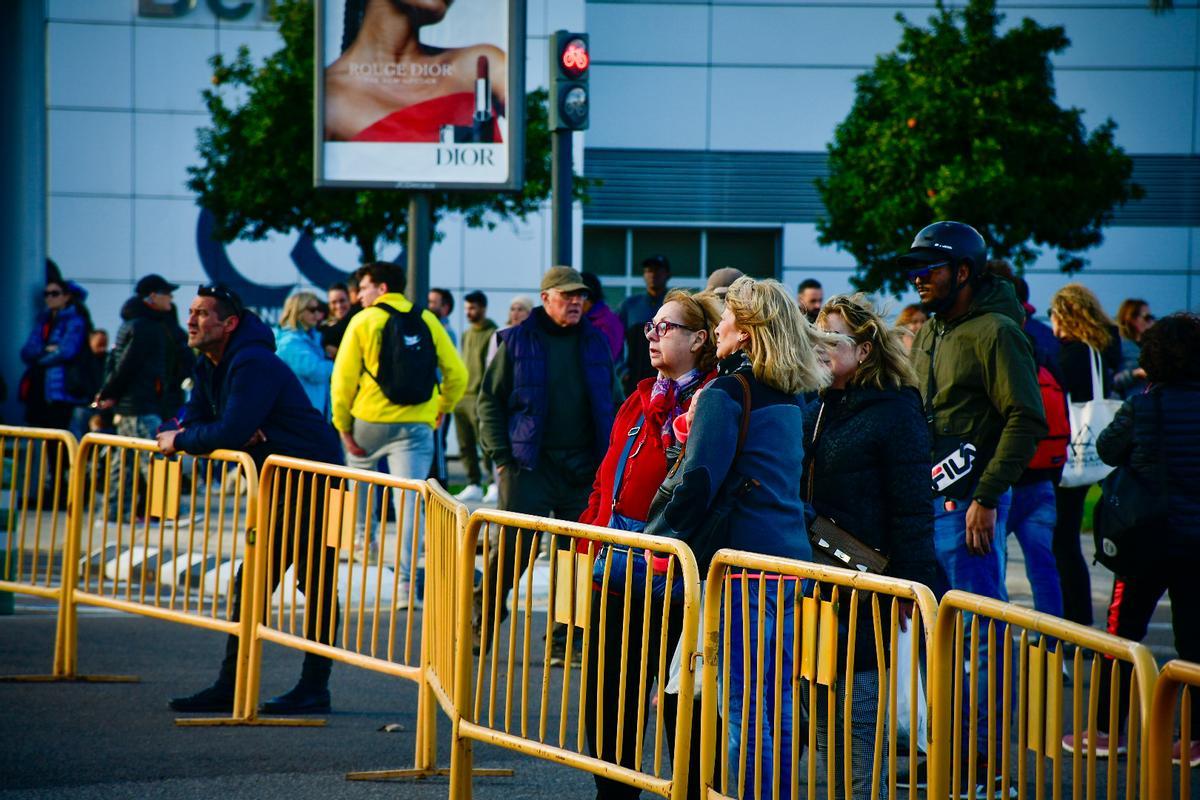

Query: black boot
left=259, top=654, right=331, bottom=715
left=168, top=635, right=237, bottom=712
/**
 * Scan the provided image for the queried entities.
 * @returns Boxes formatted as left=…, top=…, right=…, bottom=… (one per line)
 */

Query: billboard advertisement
left=315, top=0, right=525, bottom=190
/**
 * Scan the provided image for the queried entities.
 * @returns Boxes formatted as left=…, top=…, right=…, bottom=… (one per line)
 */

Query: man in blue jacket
left=159, top=285, right=344, bottom=716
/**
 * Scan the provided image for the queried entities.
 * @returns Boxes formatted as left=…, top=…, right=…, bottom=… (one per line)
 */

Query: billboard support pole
left=551, top=130, right=572, bottom=267
left=407, top=192, right=431, bottom=304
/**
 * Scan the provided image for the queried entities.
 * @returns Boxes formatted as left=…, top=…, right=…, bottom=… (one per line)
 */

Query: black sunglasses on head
left=198, top=284, right=245, bottom=316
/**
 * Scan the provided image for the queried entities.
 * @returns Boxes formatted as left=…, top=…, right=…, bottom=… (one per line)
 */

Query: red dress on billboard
left=349, top=92, right=503, bottom=143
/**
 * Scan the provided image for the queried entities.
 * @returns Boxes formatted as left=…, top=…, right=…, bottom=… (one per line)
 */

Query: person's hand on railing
left=897, top=598, right=914, bottom=632
left=156, top=429, right=182, bottom=456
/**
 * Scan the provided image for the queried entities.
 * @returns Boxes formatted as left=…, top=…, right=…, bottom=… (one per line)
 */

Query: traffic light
left=549, top=30, right=589, bottom=131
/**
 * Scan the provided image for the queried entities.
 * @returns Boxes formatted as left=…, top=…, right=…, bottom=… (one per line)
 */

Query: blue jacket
left=174, top=313, right=342, bottom=469
left=20, top=304, right=89, bottom=405
left=495, top=310, right=615, bottom=471
left=645, top=354, right=812, bottom=562
left=274, top=326, right=333, bottom=418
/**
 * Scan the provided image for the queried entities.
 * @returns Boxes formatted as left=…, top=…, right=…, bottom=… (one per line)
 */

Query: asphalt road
left=0, top=608, right=592, bottom=800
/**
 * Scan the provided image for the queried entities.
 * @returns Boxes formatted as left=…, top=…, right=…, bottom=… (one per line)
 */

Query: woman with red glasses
left=580, top=289, right=721, bottom=800
left=19, top=279, right=89, bottom=430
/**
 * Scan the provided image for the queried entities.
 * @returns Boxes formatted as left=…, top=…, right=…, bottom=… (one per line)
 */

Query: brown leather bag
left=805, top=401, right=890, bottom=574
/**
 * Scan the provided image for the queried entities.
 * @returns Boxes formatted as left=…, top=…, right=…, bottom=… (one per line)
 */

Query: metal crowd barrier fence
left=929, top=590, right=1159, bottom=800
left=60, top=433, right=258, bottom=707
left=1147, top=659, right=1200, bottom=800
left=448, top=509, right=702, bottom=800
left=0, top=426, right=78, bottom=679
left=698, top=549, right=939, bottom=800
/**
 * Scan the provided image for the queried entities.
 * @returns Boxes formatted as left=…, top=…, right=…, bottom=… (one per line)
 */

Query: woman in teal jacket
left=275, top=291, right=333, bottom=418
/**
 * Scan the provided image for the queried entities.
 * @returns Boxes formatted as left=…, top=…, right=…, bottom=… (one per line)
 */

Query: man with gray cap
left=94, top=274, right=190, bottom=518
left=476, top=266, right=619, bottom=663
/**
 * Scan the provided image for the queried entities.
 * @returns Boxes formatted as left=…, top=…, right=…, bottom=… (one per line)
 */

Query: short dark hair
left=798, top=278, right=822, bottom=293
left=580, top=271, right=603, bottom=301
left=430, top=287, right=454, bottom=314
left=327, top=281, right=348, bottom=295
left=1139, top=312, right=1200, bottom=384
left=359, top=262, right=405, bottom=294
left=464, top=290, right=487, bottom=307
left=642, top=254, right=670, bottom=272
left=197, top=283, right=244, bottom=321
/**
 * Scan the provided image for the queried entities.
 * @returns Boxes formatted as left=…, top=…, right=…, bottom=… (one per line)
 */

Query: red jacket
left=578, top=371, right=716, bottom=529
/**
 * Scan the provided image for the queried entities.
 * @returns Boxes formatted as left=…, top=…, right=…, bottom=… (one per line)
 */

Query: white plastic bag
left=666, top=580, right=705, bottom=695
left=1060, top=346, right=1122, bottom=488
left=894, top=624, right=928, bottom=752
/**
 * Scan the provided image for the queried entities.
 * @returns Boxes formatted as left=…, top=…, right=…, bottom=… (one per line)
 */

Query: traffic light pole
left=406, top=192, right=430, bottom=305
left=551, top=130, right=573, bottom=267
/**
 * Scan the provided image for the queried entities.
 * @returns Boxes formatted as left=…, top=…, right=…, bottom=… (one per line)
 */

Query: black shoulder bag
left=1092, top=392, right=1167, bottom=577
left=804, top=400, right=890, bottom=573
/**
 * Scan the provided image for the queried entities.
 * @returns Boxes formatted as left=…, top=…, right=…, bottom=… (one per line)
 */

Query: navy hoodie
left=174, top=312, right=342, bottom=469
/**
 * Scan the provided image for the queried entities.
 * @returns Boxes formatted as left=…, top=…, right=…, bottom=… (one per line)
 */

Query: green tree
left=187, top=0, right=560, bottom=263
left=816, top=0, right=1142, bottom=295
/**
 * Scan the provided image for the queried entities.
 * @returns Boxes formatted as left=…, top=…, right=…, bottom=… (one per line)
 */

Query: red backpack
left=1028, top=365, right=1069, bottom=471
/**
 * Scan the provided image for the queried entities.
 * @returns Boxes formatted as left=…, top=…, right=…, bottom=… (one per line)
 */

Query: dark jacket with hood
left=99, top=297, right=173, bottom=416
left=172, top=312, right=342, bottom=469
left=802, top=386, right=936, bottom=673
left=910, top=276, right=1047, bottom=507
left=1097, top=382, right=1200, bottom=557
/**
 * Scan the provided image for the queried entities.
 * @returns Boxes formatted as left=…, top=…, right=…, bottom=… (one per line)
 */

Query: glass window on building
left=582, top=226, right=779, bottom=303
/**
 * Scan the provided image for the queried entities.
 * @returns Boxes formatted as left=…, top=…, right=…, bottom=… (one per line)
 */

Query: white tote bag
left=1059, top=346, right=1123, bottom=488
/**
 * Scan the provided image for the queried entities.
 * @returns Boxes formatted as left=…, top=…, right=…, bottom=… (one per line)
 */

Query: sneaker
left=1062, top=731, right=1127, bottom=758
left=395, top=584, right=423, bottom=610
left=169, top=682, right=235, bottom=713
left=1172, top=739, right=1200, bottom=767
left=455, top=484, right=484, bottom=501
left=894, top=757, right=928, bottom=790
left=954, top=759, right=1017, bottom=799
left=548, top=631, right=583, bottom=668
left=259, top=684, right=331, bottom=715
left=482, top=484, right=499, bottom=504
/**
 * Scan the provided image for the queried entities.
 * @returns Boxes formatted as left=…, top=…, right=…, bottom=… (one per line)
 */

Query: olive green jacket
left=910, top=277, right=1047, bottom=507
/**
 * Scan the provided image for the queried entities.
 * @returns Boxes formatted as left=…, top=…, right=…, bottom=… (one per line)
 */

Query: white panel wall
left=586, top=0, right=1200, bottom=312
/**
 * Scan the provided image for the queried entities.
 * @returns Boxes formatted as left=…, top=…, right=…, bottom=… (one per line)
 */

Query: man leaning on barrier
left=157, top=284, right=345, bottom=716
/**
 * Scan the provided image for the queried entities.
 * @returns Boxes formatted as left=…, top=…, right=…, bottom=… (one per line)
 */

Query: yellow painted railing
left=1147, top=659, right=1200, bottom=800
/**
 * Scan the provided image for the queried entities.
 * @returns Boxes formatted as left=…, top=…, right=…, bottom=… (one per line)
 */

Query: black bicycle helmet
left=899, top=221, right=987, bottom=279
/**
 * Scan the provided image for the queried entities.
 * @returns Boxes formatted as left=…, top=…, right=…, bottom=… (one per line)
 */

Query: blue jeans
left=1002, top=480, right=1063, bottom=618
left=933, top=491, right=1014, bottom=760
left=722, top=578, right=796, bottom=800
left=346, top=420, right=434, bottom=586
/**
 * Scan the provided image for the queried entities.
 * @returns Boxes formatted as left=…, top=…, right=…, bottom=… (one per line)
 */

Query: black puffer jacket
left=802, top=386, right=936, bottom=586
left=802, top=386, right=937, bottom=673
left=1097, top=382, right=1200, bottom=557
left=99, top=298, right=170, bottom=416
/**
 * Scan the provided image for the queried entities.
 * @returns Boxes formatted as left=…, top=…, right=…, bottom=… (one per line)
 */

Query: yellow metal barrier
left=0, top=426, right=78, bottom=679
left=1147, top=659, right=1200, bottom=800
left=344, top=478, right=512, bottom=781
left=929, top=590, right=1159, bottom=800
left=698, top=549, right=939, bottom=800
left=448, top=508, right=702, bottom=800
left=61, top=433, right=259, bottom=708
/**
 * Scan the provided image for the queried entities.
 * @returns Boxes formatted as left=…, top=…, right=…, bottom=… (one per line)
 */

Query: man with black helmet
left=903, top=221, right=1045, bottom=795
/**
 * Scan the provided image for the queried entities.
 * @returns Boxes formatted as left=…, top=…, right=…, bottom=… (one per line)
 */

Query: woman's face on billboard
left=391, top=0, right=453, bottom=23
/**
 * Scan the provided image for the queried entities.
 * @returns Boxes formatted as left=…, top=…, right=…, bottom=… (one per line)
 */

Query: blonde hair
left=279, top=291, right=319, bottom=331
left=662, top=289, right=722, bottom=373
left=1049, top=284, right=1113, bottom=351
left=723, top=277, right=835, bottom=395
left=818, top=294, right=918, bottom=391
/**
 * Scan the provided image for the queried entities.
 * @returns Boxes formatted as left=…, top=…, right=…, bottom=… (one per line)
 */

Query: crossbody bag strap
left=805, top=400, right=827, bottom=504
left=733, top=373, right=752, bottom=458
left=1088, top=345, right=1104, bottom=401
left=610, top=413, right=645, bottom=512
left=923, top=330, right=939, bottom=425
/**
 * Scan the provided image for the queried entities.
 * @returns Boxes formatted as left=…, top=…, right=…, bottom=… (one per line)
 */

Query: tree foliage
left=187, top=0, right=561, bottom=263
left=816, top=0, right=1142, bottom=294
